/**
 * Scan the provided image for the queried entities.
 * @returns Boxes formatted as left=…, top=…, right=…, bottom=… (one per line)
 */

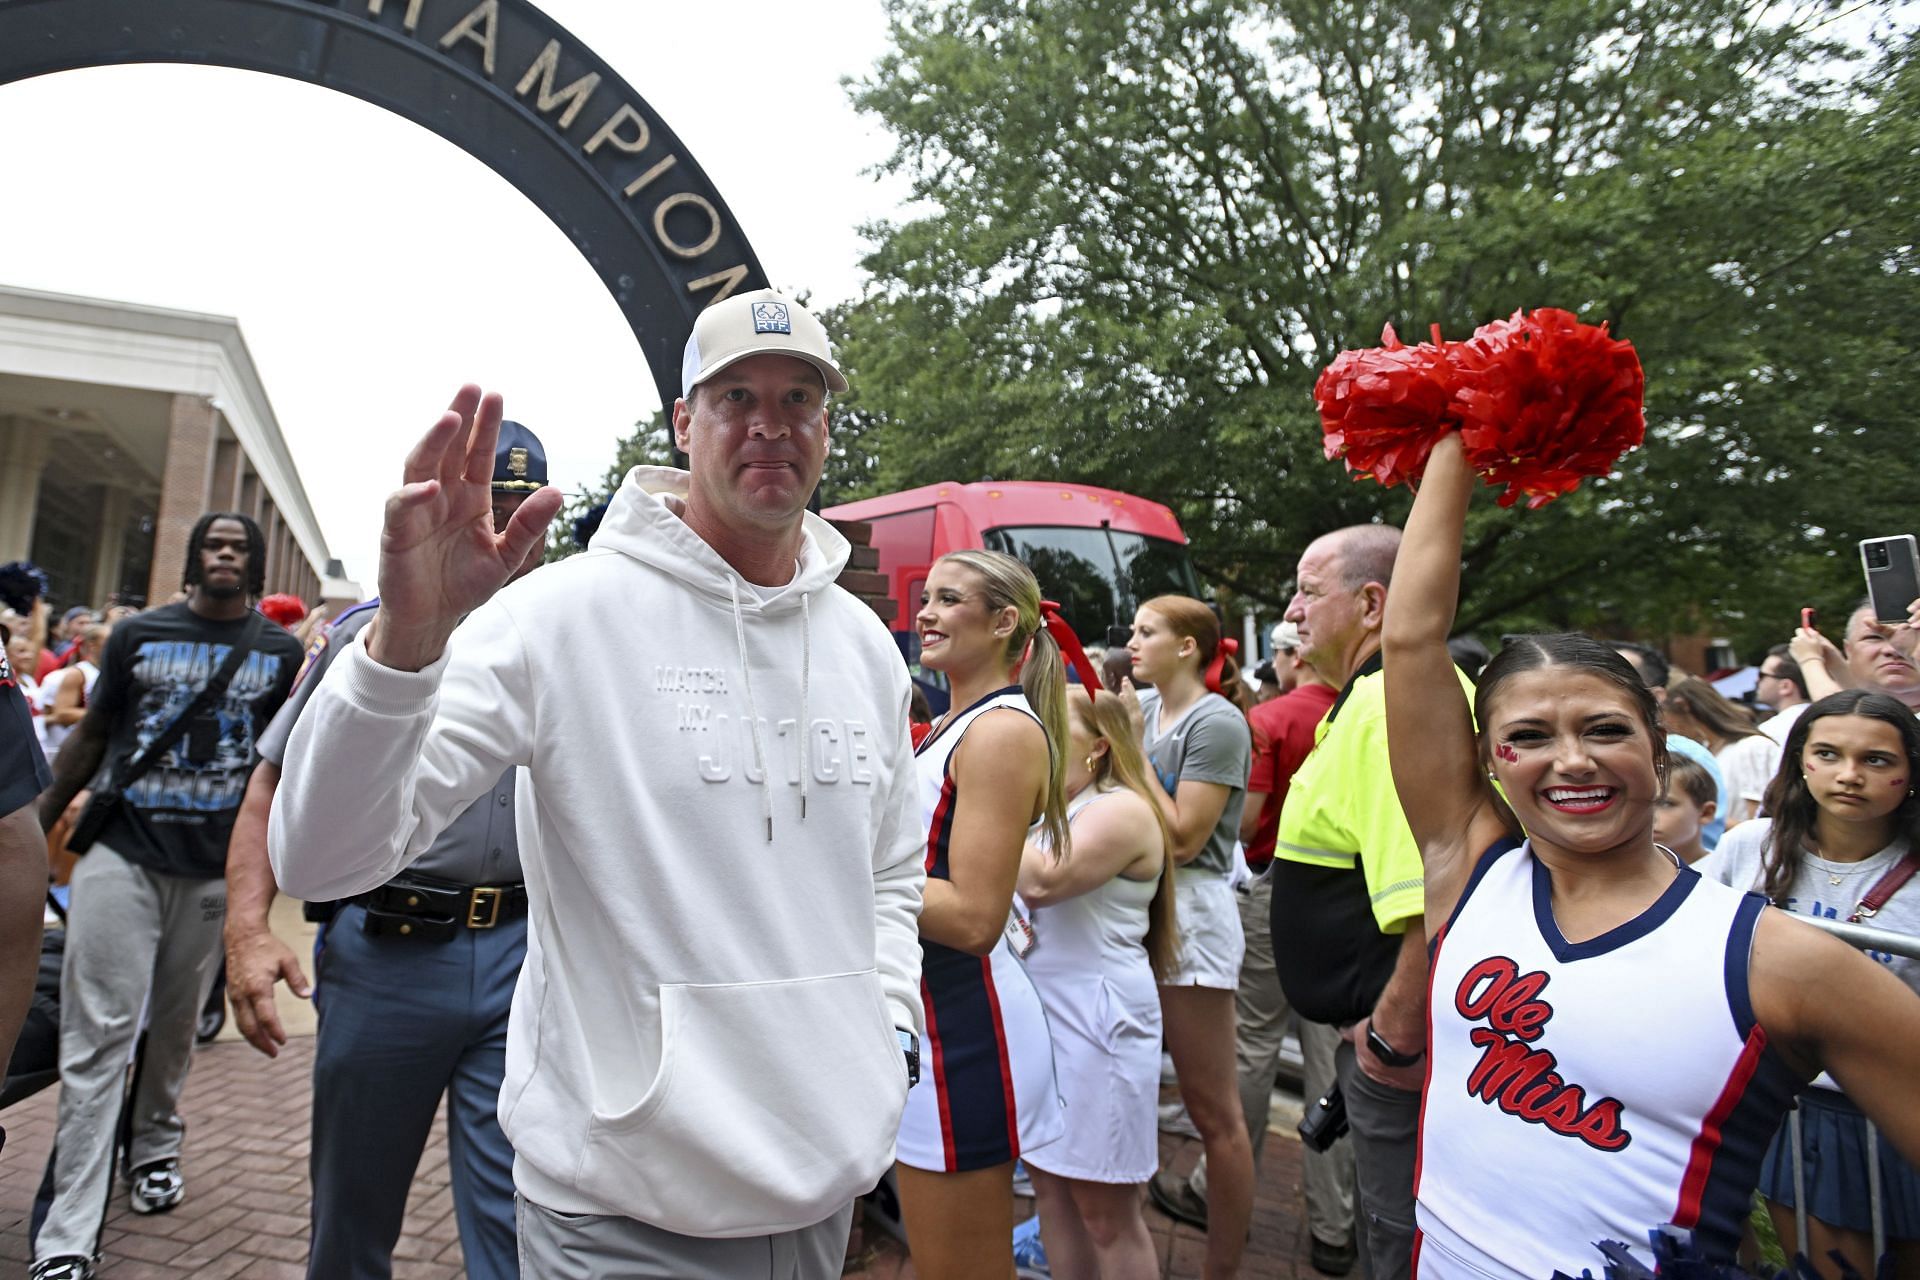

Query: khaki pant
left=1189, top=870, right=1356, bottom=1247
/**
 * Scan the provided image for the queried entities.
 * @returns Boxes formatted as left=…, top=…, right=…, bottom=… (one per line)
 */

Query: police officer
left=222, top=422, right=548, bottom=1280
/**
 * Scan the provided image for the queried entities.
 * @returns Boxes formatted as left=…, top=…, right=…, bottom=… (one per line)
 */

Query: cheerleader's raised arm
left=1380, top=433, right=1516, bottom=928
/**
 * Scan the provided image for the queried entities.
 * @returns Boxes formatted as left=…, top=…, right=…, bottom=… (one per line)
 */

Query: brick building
left=0, top=284, right=356, bottom=612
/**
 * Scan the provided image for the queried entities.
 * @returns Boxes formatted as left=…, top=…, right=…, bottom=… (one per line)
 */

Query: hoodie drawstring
left=728, top=577, right=774, bottom=842
left=726, top=578, right=815, bottom=841
left=800, top=591, right=812, bottom=821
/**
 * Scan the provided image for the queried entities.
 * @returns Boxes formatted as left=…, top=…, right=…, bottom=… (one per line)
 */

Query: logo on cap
left=752, top=302, right=792, bottom=335
left=509, top=448, right=529, bottom=478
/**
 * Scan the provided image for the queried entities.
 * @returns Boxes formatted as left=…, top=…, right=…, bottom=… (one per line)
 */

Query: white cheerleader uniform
left=895, top=686, right=1065, bottom=1172
left=1021, top=787, right=1163, bottom=1184
left=1416, top=838, right=1801, bottom=1276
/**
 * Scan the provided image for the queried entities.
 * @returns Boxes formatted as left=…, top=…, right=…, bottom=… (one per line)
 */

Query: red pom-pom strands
left=1314, top=323, right=1460, bottom=490
left=1452, top=309, right=1646, bottom=508
left=1315, top=309, right=1645, bottom=509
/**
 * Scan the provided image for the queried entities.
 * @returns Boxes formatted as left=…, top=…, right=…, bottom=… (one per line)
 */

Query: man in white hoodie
left=269, top=291, right=926, bottom=1280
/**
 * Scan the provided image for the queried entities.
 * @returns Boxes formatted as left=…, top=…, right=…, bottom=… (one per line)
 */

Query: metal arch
left=0, top=0, right=771, bottom=411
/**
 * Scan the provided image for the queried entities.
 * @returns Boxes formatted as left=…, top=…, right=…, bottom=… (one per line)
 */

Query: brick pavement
left=2, top=1037, right=1326, bottom=1278
left=844, top=1129, right=1322, bottom=1279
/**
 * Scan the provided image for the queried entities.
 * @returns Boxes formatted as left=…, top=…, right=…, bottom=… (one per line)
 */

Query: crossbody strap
left=107, top=612, right=266, bottom=795
left=1850, top=848, right=1920, bottom=923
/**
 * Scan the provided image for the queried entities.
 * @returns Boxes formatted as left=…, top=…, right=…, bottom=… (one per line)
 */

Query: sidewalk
left=2, top=1035, right=1327, bottom=1278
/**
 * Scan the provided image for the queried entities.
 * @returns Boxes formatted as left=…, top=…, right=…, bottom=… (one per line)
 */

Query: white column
left=88, top=483, right=132, bottom=608
left=0, top=417, right=51, bottom=561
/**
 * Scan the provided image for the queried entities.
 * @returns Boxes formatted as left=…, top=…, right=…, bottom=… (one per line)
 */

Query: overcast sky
left=0, top=1, right=911, bottom=591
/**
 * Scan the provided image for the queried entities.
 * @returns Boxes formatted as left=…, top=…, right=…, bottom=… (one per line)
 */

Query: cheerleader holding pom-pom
left=1315, top=311, right=1920, bottom=1275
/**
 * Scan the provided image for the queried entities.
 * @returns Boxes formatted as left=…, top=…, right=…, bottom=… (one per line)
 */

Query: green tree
left=837, top=0, right=1919, bottom=658
left=543, top=410, right=674, bottom=562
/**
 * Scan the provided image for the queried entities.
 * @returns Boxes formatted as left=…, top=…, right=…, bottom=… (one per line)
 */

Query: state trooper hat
left=493, top=420, right=548, bottom=492
left=681, top=289, right=848, bottom=398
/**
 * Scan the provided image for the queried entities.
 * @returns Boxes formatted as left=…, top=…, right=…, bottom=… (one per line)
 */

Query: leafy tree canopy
left=824, top=0, right=1919, bottom=659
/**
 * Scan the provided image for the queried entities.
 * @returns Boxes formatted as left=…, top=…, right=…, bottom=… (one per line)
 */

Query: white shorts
left=1159, top=871, right=1244, bottom=990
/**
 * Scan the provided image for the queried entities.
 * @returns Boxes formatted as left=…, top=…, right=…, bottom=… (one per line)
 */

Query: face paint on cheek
left=1893, top=778, right=1909, bottom=790
left=1495, top=743, right=1519, bottom=763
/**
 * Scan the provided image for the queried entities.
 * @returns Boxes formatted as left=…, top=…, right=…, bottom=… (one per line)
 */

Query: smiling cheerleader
left=1382, top=433, right=1920, bottom=1278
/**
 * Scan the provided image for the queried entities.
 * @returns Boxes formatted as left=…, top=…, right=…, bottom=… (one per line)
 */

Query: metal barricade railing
left=1787, top=913, right=1920, bottom=1265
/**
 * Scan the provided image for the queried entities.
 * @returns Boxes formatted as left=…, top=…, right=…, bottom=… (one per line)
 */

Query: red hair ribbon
left=1204, top=637, right=1240, bottom=695
left=1039, top=600, right=1104, bottom=694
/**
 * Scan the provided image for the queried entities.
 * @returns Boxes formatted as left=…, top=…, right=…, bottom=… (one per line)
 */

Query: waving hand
left=368, top=386, right=563, bottom=671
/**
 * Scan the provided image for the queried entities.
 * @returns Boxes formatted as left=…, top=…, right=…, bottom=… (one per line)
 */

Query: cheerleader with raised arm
left=1384, top=432, right=1920, bottom=1276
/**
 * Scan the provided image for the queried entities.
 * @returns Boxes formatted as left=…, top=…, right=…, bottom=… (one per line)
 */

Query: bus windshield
left=981, top=525, right=1201, bottom=644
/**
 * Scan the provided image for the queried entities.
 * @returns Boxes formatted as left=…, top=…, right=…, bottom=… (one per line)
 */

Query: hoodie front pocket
left=574, top=969, right=908, bottom=1237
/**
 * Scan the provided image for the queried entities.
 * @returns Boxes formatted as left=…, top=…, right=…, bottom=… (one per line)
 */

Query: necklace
left=1821, top=858, right=1878, bottom=886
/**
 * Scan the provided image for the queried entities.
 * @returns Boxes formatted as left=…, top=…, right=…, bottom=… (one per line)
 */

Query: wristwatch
left=1365, top=1025, right=1423, bottom=1069
left=898, top=1029, right=921, bottom=1087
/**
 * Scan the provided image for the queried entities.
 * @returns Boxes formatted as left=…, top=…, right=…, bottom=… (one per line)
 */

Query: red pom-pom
left=1315, top=324, right=1460, bottom=490
left=258, top=593, right=308, bottom=628
left=1451, top=309, right=1645, bottom=508
left=1314, top=309, right=1644, bottom=507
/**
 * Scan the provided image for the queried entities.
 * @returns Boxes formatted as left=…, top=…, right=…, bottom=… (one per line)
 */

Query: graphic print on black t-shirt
left=93, top=604, right=304, bottom=878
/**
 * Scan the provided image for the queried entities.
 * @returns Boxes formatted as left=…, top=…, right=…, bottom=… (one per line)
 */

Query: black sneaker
left=128, top=1158, right=185, bottom=1214
left=1310, top=1234, right=1357, bottom=1277
left=1145, top=1168, right=1208, bottom=1230
left=30, top=1256, right=97, bottom=1280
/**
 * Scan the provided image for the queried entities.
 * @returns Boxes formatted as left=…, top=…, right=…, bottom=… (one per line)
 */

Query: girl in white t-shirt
left=1697, top=690, right=1920, bottom=1276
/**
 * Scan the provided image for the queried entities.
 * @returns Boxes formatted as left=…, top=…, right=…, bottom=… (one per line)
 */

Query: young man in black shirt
left=32, top=514, right=304, bottom=1280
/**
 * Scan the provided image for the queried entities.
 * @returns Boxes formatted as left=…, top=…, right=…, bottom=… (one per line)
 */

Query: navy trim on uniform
left=1435, top=837, right=1524, bottom=952
left=919, top=942, right=1020, bottom=1171
left=1724, top=892, right=1769, bottom=1038
left=1683, top=889, right=1804, bottom=1258
left=915, top=684, right=1024, bottom=758
left=1531, top=857, right=1698, bottom=962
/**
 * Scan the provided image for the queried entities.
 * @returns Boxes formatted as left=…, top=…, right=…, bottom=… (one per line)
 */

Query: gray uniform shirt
left=259, top=604, right=521, bottom=886
left=1138, top=688, right=1250, bottom=876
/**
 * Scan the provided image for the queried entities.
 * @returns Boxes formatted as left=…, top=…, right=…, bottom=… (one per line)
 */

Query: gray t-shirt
left=1138, top=689, right=1250, bottom=876
left=259, top=603, right=522, bottom=886
left=1697, top=818, right=1918, bottom=995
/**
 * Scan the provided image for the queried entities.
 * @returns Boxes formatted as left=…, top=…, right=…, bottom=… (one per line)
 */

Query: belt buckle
left=467, top=886, right=502, bottom=929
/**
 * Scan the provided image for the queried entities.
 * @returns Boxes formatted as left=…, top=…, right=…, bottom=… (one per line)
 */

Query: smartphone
left=1860, top=536, right=1920, bottom=624
left=1801, top=607, right=1817, bottom=632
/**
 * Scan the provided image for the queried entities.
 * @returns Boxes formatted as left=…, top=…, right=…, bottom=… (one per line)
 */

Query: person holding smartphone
left=1792, top=600, right=1920, bottom=714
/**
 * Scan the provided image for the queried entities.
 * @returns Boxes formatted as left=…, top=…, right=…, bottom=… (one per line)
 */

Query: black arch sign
left=0, top=0, right=769, bottom=410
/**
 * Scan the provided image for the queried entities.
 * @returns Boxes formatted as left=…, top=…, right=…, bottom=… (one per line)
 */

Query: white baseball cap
left=680, top=289, right=848, bottom=398
left=1271, top=620, right=1303, bottom=652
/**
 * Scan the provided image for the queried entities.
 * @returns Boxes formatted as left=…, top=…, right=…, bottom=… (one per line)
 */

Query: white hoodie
left=270, top=467, right=926, bottom=1236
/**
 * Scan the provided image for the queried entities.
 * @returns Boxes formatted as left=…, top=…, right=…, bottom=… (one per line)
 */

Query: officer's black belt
left=352, top=874, right=527, bottom=942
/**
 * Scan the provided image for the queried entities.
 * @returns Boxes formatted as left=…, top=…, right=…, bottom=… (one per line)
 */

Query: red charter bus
left=823, top=481, right=1201, bottom=660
